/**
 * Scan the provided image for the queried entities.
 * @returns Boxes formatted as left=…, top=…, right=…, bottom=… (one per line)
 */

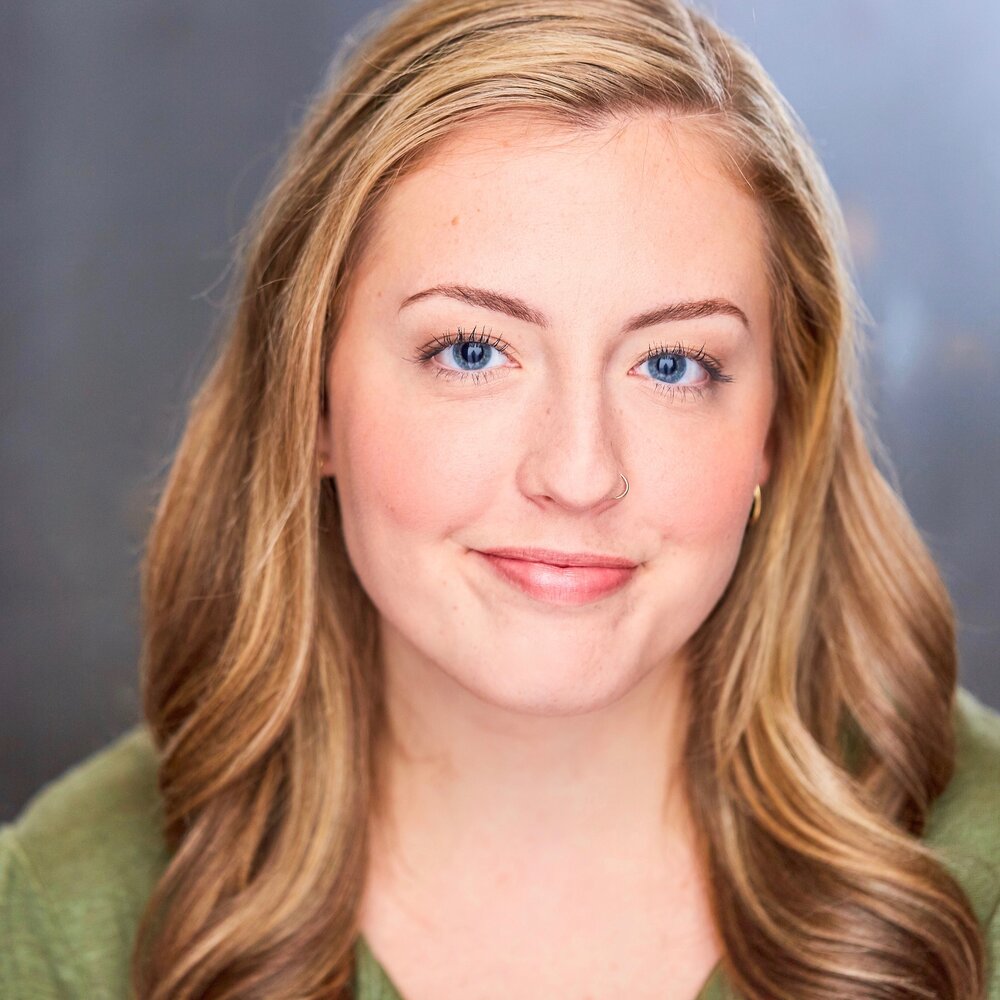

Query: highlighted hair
left=133, top=1, right=985, bottom=996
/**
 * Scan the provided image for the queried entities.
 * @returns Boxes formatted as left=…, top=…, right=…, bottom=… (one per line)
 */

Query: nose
left=519, top=372, right=626, bottom=512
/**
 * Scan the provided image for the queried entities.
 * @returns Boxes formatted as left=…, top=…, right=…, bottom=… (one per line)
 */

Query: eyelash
left=406, top=325, right=733, bottom=400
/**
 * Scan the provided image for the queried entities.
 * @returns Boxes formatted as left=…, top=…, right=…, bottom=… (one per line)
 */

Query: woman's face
left=320, top=112, right=774, bottom=715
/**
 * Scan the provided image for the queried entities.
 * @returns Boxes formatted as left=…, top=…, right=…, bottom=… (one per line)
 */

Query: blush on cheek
left=664, top=475, right=753, bottom=626
left=688, top=479, right=753, bottom=542
left=343, top=392, right=484, bottom=537
left=651, top=450, right=756, bottom=547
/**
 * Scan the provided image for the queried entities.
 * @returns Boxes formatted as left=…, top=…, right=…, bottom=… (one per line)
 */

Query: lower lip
left=475, top=552, right=636, bottom=606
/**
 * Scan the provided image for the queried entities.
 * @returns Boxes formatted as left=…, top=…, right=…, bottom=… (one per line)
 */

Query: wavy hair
left=132, top=1, right=986, bottom=996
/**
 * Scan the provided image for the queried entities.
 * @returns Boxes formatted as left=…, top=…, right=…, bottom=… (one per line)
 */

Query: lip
left=473, top=548, right=638, bottom=606
left=476, top=546, right=637, bottom=569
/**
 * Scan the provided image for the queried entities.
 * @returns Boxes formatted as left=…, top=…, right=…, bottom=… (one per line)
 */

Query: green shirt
left=2, top=687, right=999, bottom=999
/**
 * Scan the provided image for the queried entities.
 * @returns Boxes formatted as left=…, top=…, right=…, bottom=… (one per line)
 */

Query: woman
left=2, top=0, right=998, bottom=997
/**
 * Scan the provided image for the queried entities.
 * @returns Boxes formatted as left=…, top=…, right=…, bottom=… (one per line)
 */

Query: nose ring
left=612, top=473, right=629, bottom=500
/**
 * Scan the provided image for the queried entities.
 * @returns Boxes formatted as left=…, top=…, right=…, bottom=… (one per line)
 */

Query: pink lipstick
left=474, top=548, right=637, bottom=606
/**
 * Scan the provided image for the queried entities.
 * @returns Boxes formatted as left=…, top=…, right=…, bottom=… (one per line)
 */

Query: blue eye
left=407, top=328, right=732, bottom=398
left=637, top=341, right=733, bottom=399
left=409, top=325, right=513, bottom=385
left=440, top=335, right=507, bottom=374
left=645, top=353, right=696, bottom=383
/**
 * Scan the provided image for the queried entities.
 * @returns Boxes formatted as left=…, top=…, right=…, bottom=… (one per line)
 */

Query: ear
left=759, top=420, right=776, bottom=487
left=317, top=389, right=333, bottom=477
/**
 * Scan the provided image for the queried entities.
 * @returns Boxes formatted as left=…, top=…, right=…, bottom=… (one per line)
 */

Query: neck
left=368, top=622, right=698, bottom=883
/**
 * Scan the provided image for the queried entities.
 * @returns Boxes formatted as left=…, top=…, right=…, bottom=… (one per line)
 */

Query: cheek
left=644, top=422, right=759, bottom=545
left=330, top=368, right=492, bottom=542
left=633, top=425, right=758, bottom=654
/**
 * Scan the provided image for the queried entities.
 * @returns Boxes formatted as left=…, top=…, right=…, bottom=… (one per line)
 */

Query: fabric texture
left=2, top=686, right=998, bottom=999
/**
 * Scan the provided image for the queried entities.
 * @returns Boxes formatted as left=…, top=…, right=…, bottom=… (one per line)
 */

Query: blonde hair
left=133, top=1, right=986, bottom=997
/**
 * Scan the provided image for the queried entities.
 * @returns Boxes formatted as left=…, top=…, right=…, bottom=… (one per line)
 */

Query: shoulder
left=8, top=724, right=169, bottom=903
left=0, top=725, right=169, bottom=999
left=925, top=686, right=1000, bottom=985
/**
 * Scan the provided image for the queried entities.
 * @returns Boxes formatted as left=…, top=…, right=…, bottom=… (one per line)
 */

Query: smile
left=473, top=551, right=637, bottom=606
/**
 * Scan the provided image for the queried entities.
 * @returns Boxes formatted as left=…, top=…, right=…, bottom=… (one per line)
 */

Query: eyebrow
left=398, top=283, right=750, bottom=334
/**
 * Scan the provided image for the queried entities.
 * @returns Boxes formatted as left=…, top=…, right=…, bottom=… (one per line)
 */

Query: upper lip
left=477, top=546, right=638, bottom=569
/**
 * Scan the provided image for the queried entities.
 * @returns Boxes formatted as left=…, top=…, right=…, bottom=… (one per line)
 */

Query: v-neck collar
left=353, top=935, right=735, bottom=999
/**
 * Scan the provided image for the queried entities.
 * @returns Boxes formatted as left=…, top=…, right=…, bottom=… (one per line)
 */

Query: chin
left=445, top=653, right=653, bottom=718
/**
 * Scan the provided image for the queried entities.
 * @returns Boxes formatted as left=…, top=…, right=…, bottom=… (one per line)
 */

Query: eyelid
left=636, top=340, right=733, bottom=383
left=406, top=325, right=515, bottom=366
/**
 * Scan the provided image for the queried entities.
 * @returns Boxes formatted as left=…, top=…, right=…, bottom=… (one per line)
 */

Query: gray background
left=2, top=2, right=997, bottom=821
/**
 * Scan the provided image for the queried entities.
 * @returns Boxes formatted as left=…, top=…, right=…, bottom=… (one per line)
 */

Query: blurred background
left=2, top=1, right=998, bottom=820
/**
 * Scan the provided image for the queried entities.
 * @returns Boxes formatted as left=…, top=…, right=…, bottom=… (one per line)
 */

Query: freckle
left=451, top=215, right=460, bottom=226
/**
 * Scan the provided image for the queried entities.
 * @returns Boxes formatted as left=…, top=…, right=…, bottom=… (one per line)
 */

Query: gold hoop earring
left=749, top=484, right=762, bottom=524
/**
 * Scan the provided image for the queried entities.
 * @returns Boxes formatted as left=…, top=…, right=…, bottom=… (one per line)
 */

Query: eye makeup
left=404, top=324, right=734, bottom=400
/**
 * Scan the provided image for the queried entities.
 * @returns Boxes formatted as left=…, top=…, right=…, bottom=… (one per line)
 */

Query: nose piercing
left=612, top=473, right=629, bottom=500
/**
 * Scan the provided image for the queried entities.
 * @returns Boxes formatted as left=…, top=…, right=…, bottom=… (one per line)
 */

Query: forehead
left=359, top=111, right=769, bottom=325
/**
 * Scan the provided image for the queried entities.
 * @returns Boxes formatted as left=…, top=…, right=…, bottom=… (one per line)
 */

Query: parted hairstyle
left=132, top=1, right=986, bottom=997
